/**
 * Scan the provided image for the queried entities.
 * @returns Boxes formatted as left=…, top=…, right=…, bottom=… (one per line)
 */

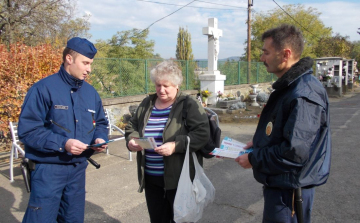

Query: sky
left=76, top=0, right=360, bottom=60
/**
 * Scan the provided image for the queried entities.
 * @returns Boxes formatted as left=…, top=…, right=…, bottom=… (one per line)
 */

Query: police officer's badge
left=266, top=122, right=273, bottom=136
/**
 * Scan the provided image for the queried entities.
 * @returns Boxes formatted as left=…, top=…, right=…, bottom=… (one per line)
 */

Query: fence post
left=119, top=58, right=123, bottom=96
left=257, top=62, right=260, bottom=83
left=238, top=61, right=241, bottom=85
left=186, top=60, right=189, bottom=90
left=145, top=59, right=148, bottom=94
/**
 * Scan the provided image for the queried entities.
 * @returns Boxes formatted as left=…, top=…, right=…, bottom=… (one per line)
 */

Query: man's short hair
left=262, top=24, right=304, bottom=59
left=62, top=48, right=79, bottom=63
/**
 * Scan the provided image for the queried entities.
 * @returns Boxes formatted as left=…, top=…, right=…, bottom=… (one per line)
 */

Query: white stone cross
left=202, top=18, right=223, bottom=74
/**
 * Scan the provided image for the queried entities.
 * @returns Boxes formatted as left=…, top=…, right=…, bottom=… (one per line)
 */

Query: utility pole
left=247, top=0, right=253, bottom=84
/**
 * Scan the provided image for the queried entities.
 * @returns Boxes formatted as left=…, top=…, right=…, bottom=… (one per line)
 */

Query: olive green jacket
left=125, top=91, right=210, bottom=192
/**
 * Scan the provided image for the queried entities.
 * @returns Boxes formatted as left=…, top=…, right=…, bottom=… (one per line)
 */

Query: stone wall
left=223, top=82, right=272, bottom=99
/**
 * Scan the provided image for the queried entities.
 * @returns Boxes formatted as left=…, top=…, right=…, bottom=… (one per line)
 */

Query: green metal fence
left=90, top=58, right=275, bottom=99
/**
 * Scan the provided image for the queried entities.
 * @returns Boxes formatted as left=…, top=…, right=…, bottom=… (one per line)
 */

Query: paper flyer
left=133, top=137, right=157, bottom=149
left=211, top=137, right=253, bottom=159
left=87, top=140, right=114, bottom=148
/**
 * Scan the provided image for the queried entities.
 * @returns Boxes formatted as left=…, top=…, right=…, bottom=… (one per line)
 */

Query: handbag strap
left=181, top=136, right=191, bottom=178
left=185, top=136, right=202, bottom=175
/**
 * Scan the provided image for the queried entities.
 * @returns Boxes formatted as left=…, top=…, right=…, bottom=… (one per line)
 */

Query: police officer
left=18, top=37, right=109, bottom=223
left=236, top=24, right=331, bottom=222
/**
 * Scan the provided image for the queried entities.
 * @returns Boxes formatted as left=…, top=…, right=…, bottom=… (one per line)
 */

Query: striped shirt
left=144, top=105, right=171, bottom=176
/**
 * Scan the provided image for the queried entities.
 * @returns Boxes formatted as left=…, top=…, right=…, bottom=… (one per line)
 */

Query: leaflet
left=133, top=137, right=157, bottom=149
left=87, top=140, right=114, bottom=148
left=211, top=136, right=253, bottom=159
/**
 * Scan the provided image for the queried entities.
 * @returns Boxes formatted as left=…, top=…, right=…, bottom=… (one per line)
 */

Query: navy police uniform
left=248, top=57, right=331, bottom=222
left=18, top=38, right=108, bottom=223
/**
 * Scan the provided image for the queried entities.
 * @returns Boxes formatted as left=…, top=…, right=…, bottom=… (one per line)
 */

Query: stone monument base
left=199, top=73, right=226, bottom=105
left=217, top=99, right=242, bottom=109
left=325, top=86, right=342, bottom=97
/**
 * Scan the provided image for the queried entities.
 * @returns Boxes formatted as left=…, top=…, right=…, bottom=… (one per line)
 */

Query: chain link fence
left=90, top=58, right=275, bottom=98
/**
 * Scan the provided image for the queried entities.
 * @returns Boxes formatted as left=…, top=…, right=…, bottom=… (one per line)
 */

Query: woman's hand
left=128, top=139, right=143, bottom=152
left=154, top=142, right=175, bottom=156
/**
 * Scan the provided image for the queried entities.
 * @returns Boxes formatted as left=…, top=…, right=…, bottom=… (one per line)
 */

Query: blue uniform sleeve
left=250, top=98, right=326, bottom=175
left=18, top=86, right=69, bottom=153
left=92, top=94, right=109, bottom=143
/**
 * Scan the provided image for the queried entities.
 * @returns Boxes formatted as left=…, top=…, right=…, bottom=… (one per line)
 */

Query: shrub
left=0, top=43, right=62, bottom=142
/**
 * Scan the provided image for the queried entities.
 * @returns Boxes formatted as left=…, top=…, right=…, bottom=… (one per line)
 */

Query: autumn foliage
left=0, top=43, right=62, bottom=141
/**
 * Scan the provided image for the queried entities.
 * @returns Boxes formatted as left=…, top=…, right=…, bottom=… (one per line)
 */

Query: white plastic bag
left=173, top=136, right=215, bottom=223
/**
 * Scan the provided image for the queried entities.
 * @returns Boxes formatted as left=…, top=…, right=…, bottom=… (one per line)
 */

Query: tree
left=0, top=0, right=90, bottom=47
left=90, top=29, right=155, bottom=98
left=247, top=4, right=332, bottom=61
left=176, top=27, right=194, bottom=61
left=153, top=53, right=162, bottom=59
left=106, top=28, right=155, bottom=59
left=53, top=14, right=92, bottom=48
left=174, top=27, right=197, bottom=90
left=93, top=40, right=111, bottom=58
left=350, top=40, right=360, bottom=71
left=313, top=34, right=352, bottom=58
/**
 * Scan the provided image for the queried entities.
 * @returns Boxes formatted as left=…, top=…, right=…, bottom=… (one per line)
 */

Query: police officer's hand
left=91, top=138, right=107, bottom=152
left=154, top=142, right=175, bottom=156
left=235, top=140, right=253, bottom=169
left=244, top=141, right=253, bottom=149
left=65, top=139, right=88, bottom=155
left=128, top=139, right=143, bottom=152
left=235, top=154, right=252, bottom=169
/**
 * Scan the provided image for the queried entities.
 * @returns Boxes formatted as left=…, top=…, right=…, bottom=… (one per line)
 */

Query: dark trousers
left=262, top=186, right=315, bottom=223
left=22, top=161, right=88, bottom=223
left=145, top=175, right=177, bottom=223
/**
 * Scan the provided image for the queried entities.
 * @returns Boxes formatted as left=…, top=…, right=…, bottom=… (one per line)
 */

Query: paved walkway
left=0, top=120, right=259, bottom=222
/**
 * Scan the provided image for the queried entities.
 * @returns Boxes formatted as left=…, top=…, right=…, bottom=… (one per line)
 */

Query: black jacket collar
left=272, top=57, right=313, bottom=90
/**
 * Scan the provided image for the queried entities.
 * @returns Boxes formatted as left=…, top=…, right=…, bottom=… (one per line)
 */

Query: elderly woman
left=125, top=60, right=210, bottom=223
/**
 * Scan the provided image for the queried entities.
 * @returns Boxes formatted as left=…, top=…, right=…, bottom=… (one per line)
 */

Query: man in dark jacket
left=236, top=24, right=331, bottom=222
left=18, top=37, right=109, bottom=223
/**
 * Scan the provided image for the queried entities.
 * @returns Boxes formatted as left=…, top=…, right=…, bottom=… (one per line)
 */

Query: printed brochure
left=211, top=136, right=253, bottom=159
left=133, top=137, right=157, bottom=149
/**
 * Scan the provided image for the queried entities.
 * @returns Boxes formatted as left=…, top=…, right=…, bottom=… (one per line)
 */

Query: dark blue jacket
left=18, top=65, right=109, bottom=164
left=248, top=57, right=331, bottom=189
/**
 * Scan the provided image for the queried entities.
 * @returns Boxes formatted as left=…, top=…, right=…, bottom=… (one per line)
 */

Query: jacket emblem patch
left=266, top=122, right=273, bottom=136
left=54, top=105, right=68, bottom=110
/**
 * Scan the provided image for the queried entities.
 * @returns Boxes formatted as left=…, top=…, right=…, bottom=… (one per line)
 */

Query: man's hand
left=90, top=138, right=107, bottom=152
left=65, top=139, right=88, bottom=155
left=244, top=141, right=253, bottom=150
left=128, top=139, right=144, bottom=152
left=235, top=154, right=252, bottom=169
left=235, top=140, right=253, bottom=169
left=154, top=142, right=175, bottom=156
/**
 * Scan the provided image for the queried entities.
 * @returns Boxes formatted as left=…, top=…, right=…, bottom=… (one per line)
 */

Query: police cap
left=66, top=37, right=97, bottom=59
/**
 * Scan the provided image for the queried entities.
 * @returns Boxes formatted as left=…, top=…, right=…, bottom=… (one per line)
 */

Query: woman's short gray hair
left=150, top=60, right=183, bottom=86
